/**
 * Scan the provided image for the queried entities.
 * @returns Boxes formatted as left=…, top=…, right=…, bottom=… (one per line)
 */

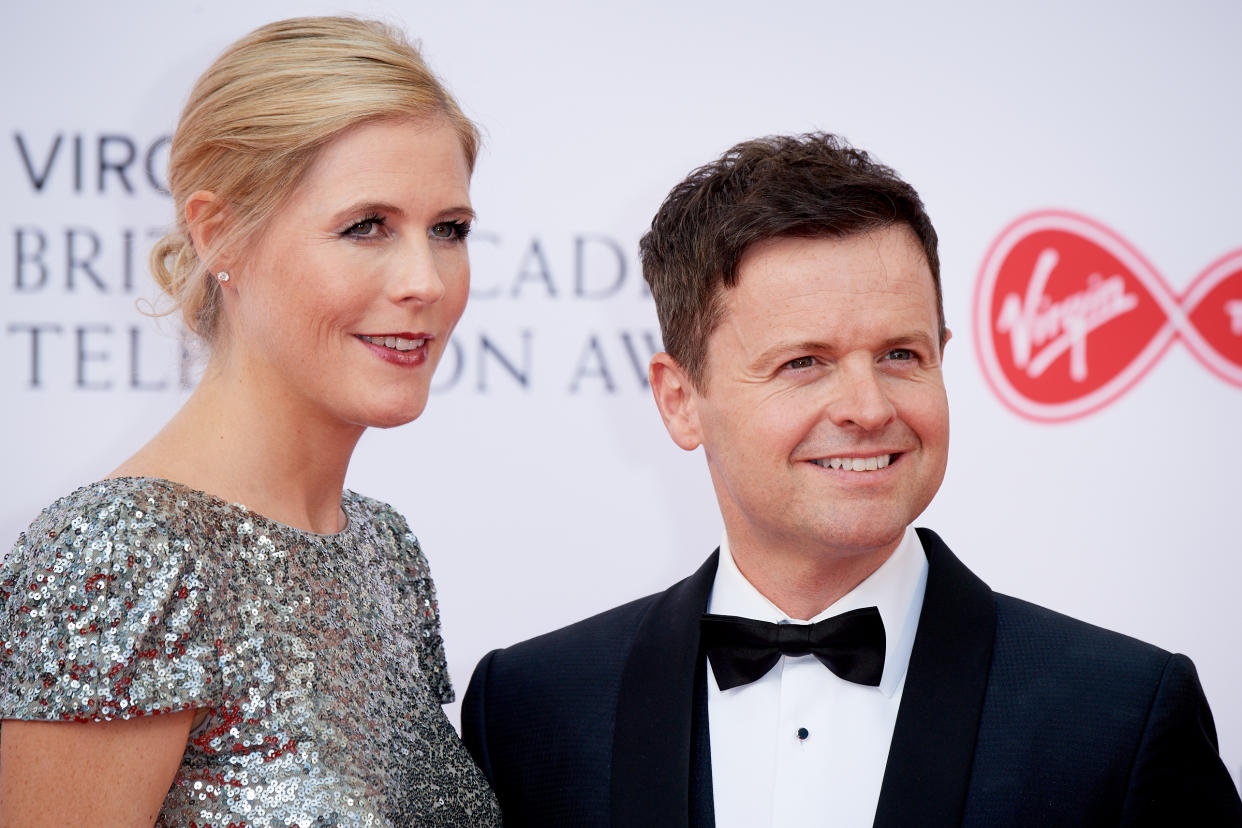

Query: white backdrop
left=3, top=0, right=1240, bottom=790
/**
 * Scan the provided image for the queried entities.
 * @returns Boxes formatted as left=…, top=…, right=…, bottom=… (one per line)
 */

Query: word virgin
left=996, top=247, right=1139, bottom=381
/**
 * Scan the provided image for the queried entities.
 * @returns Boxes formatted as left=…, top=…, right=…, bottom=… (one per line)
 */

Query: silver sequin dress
left=0, top=477, right=501, bottom=827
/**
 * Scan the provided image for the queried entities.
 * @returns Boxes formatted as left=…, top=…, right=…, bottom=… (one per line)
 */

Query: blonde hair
left=150, top=16, right=481, bottom=343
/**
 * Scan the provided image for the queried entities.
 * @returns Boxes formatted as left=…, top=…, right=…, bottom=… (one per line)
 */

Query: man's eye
left=886, top=349, right=914, bottom=361
left=784, top=356, right=816, bottom=370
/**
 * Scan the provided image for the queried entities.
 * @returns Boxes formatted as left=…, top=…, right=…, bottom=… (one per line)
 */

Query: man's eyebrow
left=879, top=331, right=938, bottom=350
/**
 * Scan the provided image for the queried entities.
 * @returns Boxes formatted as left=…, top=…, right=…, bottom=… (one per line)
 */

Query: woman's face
left=225, top=117, right=473, bottom=430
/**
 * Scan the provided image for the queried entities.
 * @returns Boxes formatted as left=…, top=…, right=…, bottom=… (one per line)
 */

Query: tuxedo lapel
left=611, top=552, right=719, bottom=828
left=689, top=656, right=716, bottom=827
left=872, top=528, right=997, bottom=827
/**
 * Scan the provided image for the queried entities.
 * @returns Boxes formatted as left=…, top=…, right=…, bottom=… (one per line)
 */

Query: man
left=461, top=134, right=1242, bottom=826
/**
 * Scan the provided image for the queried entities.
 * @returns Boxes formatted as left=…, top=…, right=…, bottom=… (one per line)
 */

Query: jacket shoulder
left=963, top=593, right=1239, bottom=824
left=993, top=592, right=1170, bottom=664
left=988, top=592, right=1175, bottom=723
left=480, top=590, right=661, bottom=695
left=480, top=546, right=720, bottom=691
left=462, top=590, right=667, bottom=827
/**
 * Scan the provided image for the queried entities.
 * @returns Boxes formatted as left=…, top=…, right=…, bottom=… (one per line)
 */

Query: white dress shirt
left=706, top=527, right=929, bottom=828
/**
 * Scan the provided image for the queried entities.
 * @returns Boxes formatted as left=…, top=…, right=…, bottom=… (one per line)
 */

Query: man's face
left=657, top=225, right=949, bottom=565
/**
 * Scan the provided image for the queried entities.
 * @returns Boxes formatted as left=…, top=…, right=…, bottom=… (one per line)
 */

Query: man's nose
left=826, top=358, right=896, bottom=431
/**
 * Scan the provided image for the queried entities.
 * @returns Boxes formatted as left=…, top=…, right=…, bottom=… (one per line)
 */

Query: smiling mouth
left=357, top=334, right=426, bottom=352
left=810, top=454, right=894, bottom=471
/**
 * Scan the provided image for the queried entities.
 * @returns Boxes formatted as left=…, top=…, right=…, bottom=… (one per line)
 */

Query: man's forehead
left=728, top=230, right=933, bottom=302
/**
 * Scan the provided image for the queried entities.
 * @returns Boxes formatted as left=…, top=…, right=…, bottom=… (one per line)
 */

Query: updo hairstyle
left=149, top=16, right=480, bottom=344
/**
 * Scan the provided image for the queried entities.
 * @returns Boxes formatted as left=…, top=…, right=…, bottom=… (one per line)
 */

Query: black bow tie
left=699, top=608, right=886, bottom=691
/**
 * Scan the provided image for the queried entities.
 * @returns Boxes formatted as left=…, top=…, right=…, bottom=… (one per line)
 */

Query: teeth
left=812, top=454, right=892, bottom=471
left=360, top=335, right=425, bottom=352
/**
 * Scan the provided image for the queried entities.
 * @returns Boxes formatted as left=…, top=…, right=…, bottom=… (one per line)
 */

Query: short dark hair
left=639, top=132, right=943, bottom=388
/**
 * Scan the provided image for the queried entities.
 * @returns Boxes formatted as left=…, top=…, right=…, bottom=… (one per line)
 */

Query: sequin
left=1, top=477, right=500, bottom=826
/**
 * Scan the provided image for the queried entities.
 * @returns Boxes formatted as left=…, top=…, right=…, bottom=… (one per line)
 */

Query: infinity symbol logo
left=973, top=211, right=1242, bottom=422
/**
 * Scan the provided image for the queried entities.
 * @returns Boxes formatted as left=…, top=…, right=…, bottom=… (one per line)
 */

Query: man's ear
left=185, top=190, right=232, bottom=272
left=649, top=351, right=704, bottom=451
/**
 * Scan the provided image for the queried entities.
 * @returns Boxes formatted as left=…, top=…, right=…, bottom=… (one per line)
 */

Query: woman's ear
left=185, top=190, right=231, bottom=272
left=649, top=351, right=705, bottom=451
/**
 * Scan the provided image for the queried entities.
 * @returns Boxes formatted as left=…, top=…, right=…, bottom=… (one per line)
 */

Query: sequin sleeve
left=360, top=496, right=455, bottom=705
left=0, top=482, right=221, bottom=722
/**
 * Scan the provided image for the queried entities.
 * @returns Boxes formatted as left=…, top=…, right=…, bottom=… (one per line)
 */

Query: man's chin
left=807, top=520, right=910, bottom=562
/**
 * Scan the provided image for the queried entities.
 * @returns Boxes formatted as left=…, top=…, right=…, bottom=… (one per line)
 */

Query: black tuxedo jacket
left=462, top=529, right=1242, bottom=826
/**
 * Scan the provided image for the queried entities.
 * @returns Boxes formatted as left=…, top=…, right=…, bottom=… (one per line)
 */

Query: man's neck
left=726, top=538, right=901, bottom=620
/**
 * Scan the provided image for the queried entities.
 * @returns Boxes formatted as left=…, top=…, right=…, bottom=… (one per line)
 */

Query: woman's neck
left=111, top=355, right=364, bottom=534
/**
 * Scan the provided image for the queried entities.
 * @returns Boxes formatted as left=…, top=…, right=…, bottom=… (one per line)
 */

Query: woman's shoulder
left=342, top=490, right=420, bottom=549
left=8, top=477, right=224, bottom=564
left=344, top=489, right=405, bottom=523
left=342, top=491, right=453, bottom=702
left=1, top=477, right=230, bottom=722
left=341, top=490, right=436, bottom=586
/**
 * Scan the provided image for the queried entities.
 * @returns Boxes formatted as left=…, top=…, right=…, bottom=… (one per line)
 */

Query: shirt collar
left=708, top=527, right=929, bottom=697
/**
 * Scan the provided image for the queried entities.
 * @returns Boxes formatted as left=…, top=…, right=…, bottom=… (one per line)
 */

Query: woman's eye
left=784, top=356, right=816, bottom=370
left=431, top=220, right=471, bottom=241
left=344, top=216, right=384, bottom=238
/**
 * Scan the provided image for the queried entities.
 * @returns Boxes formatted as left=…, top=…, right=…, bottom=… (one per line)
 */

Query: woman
left=0, top=17, right=501, bottom=826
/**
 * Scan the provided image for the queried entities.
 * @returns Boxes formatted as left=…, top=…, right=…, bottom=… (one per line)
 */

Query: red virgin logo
left=973, top=211, right=1242, bottom=422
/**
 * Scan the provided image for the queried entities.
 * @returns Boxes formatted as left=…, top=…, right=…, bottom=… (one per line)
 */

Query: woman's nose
left=390, top=241, right=447, bottom=304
